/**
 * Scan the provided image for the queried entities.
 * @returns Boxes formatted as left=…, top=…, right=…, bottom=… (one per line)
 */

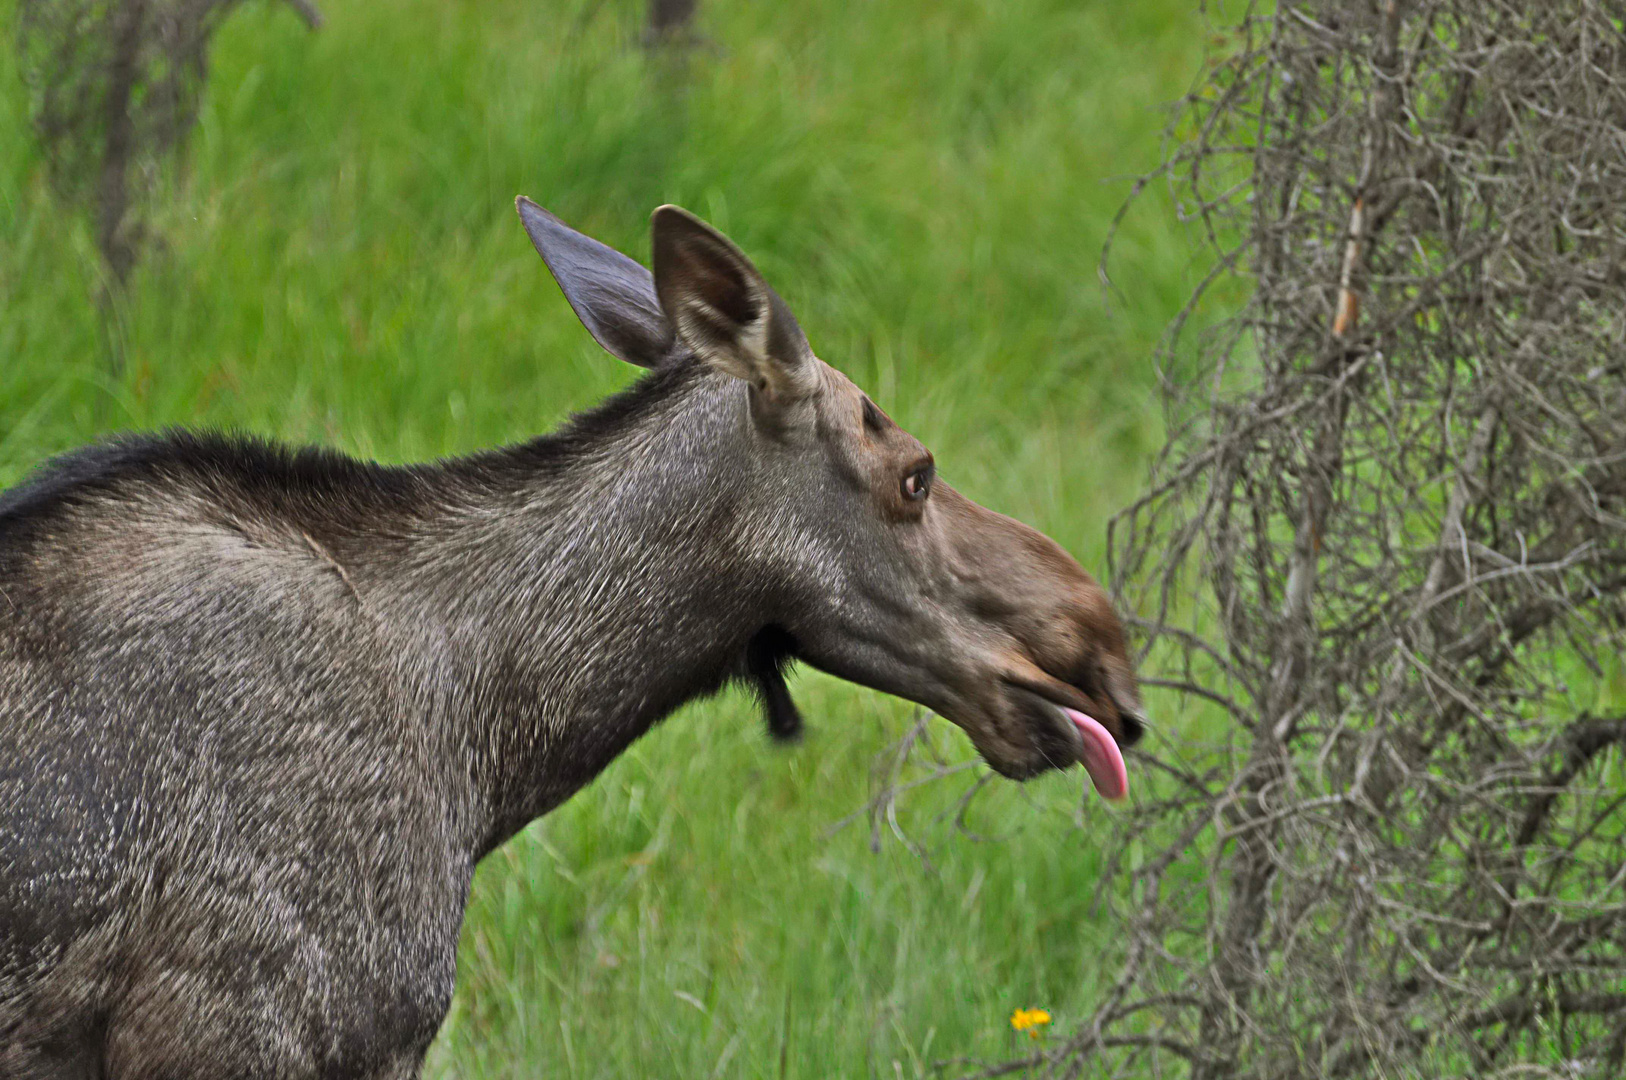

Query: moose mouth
left=743, top=629, right=1132, bottom=800
left=1006, top=683, right=1131, bottom=801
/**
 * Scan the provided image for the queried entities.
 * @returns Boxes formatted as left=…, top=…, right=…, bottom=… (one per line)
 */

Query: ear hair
left=651, top=205, right=816, bottom=403
left=744, top=626, right=804, bottom=742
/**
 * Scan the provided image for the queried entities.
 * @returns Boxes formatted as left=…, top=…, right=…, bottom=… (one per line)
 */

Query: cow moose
left=0, top=200, right=1145, bottom=1077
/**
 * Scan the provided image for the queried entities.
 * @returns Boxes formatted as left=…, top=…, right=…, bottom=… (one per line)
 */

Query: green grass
left=0, top=0, right=1205, bottom=1074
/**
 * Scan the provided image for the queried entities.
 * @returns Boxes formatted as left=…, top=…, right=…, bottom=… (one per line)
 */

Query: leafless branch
left=15, top=0, right=320, bottom=369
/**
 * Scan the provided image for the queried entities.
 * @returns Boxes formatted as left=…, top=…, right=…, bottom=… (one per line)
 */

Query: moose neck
left=357, top=362, right=767, bottom=855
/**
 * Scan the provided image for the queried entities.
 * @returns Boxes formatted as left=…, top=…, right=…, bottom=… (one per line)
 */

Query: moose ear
left=517, top=197, right=676, bottom=368
left=650, top=205, right=817, bottom=403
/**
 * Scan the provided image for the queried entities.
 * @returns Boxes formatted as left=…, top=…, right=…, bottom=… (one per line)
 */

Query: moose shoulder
left=0, top=201, right=1144, bottom=1078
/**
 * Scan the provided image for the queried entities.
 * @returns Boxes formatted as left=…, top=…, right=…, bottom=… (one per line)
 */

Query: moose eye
left=902, top=463, right=934, bottom=502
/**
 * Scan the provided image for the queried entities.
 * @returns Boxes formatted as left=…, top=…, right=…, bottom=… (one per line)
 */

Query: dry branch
left=15, top=0, right=320, bottom=369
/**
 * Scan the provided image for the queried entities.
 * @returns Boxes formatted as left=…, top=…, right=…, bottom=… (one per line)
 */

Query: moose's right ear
left=517, top=197, right=676, bottom=368
left=650, top=205, right=817, bottom=405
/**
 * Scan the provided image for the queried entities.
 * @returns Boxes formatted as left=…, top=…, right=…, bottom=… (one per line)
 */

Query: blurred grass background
left=0, top=0, right=1206, bottom=1074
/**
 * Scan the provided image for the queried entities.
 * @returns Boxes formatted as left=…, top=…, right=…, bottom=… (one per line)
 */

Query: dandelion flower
left=1010, top=1007, right=1052, bottom=1038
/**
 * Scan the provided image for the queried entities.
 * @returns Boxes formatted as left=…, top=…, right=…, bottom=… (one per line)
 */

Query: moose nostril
left=1118, top=711, right=1147, bottom=749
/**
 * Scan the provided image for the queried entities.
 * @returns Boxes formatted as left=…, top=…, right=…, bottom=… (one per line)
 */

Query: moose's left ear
left=517, top=196, right=676, bottom=368
left=651, top=205, right=818, bottom=404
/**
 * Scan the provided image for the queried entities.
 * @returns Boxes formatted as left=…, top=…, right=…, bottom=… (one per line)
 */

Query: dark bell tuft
left=744, top=626, right=803, bottom=742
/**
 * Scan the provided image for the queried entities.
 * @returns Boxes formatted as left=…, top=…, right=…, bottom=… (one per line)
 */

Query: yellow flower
left=1010, top=1007, right=1052, bottom=1038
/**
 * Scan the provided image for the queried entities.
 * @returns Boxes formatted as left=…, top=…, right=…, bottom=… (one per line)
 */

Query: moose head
left=518, top=198, right=1145, bottom=796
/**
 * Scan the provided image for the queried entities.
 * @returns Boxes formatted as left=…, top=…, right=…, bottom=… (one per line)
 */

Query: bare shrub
left=14, top=0, right=319, bottom=366
left=965, top=1, right=1626, bottom=1076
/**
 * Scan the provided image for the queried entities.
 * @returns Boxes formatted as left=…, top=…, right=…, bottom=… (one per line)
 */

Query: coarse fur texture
left=0, top=202, right=1144, bottom=1077
left=0, top=365, right=748, bottom=1077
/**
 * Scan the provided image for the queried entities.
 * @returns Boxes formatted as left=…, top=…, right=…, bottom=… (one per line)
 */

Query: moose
left=0, top=200, right=1145, bottom=1077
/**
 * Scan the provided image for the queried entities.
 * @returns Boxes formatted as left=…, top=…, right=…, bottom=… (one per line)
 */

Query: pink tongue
left=1064, top=708, right=1128, bottom=801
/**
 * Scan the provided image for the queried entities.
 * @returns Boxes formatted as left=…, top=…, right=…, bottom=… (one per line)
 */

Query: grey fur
left=0, top=202, right=1142, bottom=1078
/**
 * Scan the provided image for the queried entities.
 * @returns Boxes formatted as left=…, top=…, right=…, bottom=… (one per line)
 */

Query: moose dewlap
left=0, top=199, right=1143, bottom=1077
